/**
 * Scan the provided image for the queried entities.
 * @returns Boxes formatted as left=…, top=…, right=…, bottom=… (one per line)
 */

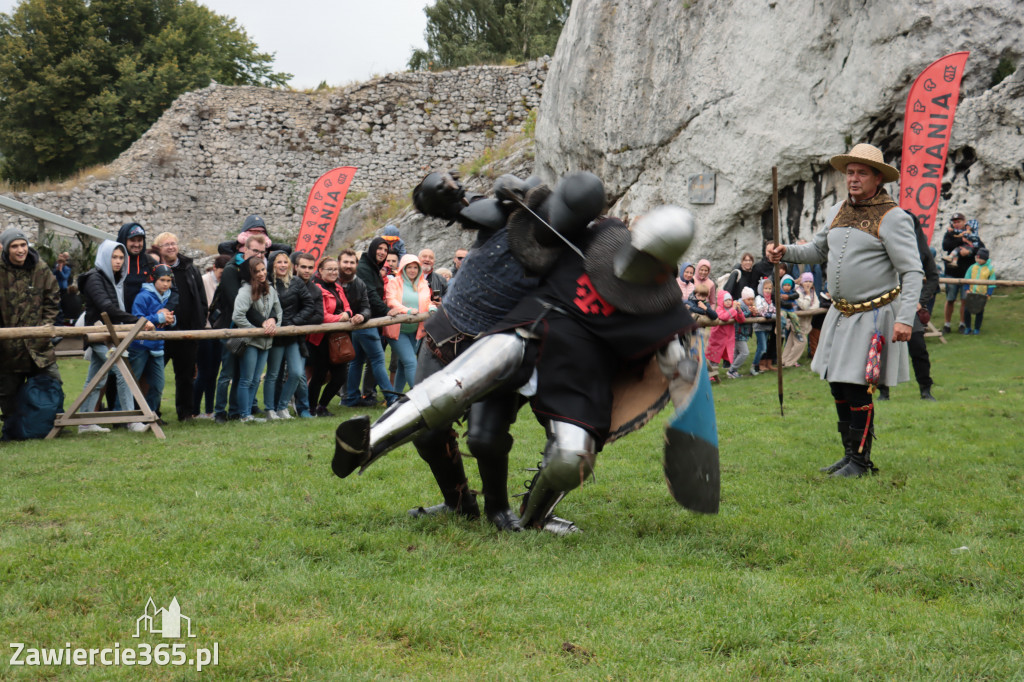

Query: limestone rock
left=536, top=0, right=1024, bottom=277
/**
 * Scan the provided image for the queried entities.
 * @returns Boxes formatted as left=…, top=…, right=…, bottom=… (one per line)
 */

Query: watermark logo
left=134, top=597, right=196, bottom=638
left=10, top=596, right=219, bottom=672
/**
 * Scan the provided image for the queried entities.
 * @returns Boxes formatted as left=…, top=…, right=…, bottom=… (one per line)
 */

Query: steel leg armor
left=518, top=420, right=597, bottom=533
left=332, top=332, right=527, bottom=478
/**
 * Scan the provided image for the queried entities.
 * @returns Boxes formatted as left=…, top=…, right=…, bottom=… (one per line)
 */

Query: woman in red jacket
left=306, top=257, right=353, bottom=416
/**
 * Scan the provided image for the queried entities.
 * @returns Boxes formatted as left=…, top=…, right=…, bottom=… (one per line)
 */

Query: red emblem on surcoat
left=574, top=273, right=616, bottom=316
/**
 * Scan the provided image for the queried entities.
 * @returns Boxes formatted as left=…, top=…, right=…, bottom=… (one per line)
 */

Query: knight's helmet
left=613, top=206, right=695, bottom=286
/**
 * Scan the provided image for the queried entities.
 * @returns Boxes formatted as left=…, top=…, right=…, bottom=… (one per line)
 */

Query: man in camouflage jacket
left=0, top=228, right=62, bottom=431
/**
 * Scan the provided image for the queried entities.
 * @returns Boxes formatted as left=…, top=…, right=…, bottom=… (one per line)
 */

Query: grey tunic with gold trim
left=782, top=191, right=923, bottom=386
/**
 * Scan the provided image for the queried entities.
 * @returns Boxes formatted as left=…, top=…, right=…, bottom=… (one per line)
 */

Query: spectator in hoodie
left=352, top=236, right=392, bottom=403
left=193, top=254, right=229, bottom=418
left=753, top=278, right=777, bottom=374
left=676, top=262, right=696, bottom=300
left=384, top=253, right=436, bottom=392
left=693, top=259, right=716, bottom=305
left=706, top=290, right=745, bottom=381
left=77, top=240, right=155, bottom=433
left=781, top=272, right=818, bottom=368
left=212, top=233, right=268, bottom=423
left=116, top=222, right=154, bottom=311
left=216, top=214, right=292, bottom=258
left=0, top=229, right=62, bottom=440
left=153, top=232, right=208, bottom=422
left=232, top=257, right=281, bottom=423
left=264, top=250, right=321, bottom=418
left=963, top=247, right=996, bottom=335
left=338, top=248, right=396, bottom=408
left=127, top=264, right=177, bottom=431
left=732, top=287, right=757, bottom=376
left=380, top=224, right=407, bottom=260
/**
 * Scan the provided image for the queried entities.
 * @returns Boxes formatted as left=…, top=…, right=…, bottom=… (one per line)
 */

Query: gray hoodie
left=94, top=240, right=128, bottom=311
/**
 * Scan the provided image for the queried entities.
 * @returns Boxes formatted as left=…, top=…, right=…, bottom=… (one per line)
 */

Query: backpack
left=716, top=269, right=738, bottom=293
left=6, top=373, right=64, bottom=440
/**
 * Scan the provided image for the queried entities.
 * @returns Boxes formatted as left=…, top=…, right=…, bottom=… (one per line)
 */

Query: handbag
left=327, top=332, right=355, bottom=364
left=225, top=336, right=247, bottom=357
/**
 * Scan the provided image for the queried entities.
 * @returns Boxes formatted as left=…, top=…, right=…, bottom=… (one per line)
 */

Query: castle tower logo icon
left=133, top=597, right=196, bottom=639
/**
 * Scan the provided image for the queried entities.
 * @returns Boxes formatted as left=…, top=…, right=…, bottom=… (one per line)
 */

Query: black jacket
left=356, top=237, right=389, bottom=319
left=167, top=254, right=208, bottom=331
left=339, top=276, right=372, bottom=319
left=213, top=255, right=264, bottom=329
left=273, top=276, right=323, bottom=327
left=80, top=269, right=139, bottom=326
left=115, top=222, right=154, bottom=311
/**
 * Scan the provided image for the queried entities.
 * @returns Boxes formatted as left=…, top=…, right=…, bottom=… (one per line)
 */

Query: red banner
left=899, top=52, right=969, bottom=244
left=294, top=166, right=357, bottom=262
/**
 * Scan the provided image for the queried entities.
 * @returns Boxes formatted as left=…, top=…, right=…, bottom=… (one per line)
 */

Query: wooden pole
left=772, top=166, right=784, bottom=417
left=0, top=312, right=429, bottom=341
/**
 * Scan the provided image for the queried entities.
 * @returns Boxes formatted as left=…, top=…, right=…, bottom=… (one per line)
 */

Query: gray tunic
left=783, top=201, right=923, bottom=386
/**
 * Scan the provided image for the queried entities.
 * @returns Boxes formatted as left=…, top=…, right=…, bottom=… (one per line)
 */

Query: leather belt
left=833, top=285, right=901, bottom=317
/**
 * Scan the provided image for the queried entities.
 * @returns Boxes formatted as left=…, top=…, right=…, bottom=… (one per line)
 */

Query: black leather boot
left=820, top=421, right=852, bottom=473
left=920, top=385, right=936, bottom=401
left=408, top=428, right=481, bottom=519
left=832, top=426, right=878, bottom=477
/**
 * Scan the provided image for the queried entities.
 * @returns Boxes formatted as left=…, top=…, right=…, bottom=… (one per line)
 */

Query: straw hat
left=829, top=143, right=900, bottom=183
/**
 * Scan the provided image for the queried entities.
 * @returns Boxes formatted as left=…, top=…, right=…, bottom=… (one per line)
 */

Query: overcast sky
left=0, top=0, right=433, bottom=89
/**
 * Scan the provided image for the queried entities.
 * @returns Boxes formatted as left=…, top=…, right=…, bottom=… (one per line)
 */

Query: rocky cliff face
left=536, top=0, right=1024, bottom=277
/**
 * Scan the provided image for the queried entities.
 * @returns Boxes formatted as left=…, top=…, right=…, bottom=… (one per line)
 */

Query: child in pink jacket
left=706, top=290, right=745, bottom=381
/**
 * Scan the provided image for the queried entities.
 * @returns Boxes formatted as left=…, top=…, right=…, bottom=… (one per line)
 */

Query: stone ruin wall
left=1, top=59, right=549, bottom=256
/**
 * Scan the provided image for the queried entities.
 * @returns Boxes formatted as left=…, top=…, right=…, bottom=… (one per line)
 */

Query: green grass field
left=2, top=290, right=1023, bottom=680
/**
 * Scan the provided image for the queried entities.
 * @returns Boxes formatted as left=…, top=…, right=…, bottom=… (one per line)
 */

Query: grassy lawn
left=2, top=290, right=1023, bottom=680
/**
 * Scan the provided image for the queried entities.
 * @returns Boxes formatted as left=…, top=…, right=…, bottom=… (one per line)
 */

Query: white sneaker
left=78, top=424, right=111, bottom=434
left=127, top=422, right=149, bottom=433
left=267, top=410, right=280, bottom=420
left=277, top=409, right=293, bottom=420
left=240, top=415, right=266, bottom=423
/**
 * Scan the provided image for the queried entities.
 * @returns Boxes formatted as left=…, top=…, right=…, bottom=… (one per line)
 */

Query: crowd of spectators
left=0, top=208, right=1003, bottom=438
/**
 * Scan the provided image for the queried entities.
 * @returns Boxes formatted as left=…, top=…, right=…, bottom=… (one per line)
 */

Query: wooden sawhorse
left=47, top=315, right=165, bottom=439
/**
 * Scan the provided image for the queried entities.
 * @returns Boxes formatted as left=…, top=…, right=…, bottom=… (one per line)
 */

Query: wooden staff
left=772, top=166, right=784, bottom=417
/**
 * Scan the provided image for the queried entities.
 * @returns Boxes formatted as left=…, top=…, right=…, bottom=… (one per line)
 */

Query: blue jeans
left=753, top=330, right=769, bottom=366
left=264, top=341, right=305, bottom=411
left=82, top=343, right=135, bottom=413
left=237, top=345, right=268, bottom=418
left=213, top=341, right=240, bottom=417
left=345, top=328, right=396, bottom=405
left=390, top=331, right=419, bottom=393
left=128, top=346, right=165, bottom=413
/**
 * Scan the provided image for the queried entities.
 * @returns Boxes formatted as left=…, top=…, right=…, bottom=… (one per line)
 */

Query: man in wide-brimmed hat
left=766, top=143, right=924, bottom=477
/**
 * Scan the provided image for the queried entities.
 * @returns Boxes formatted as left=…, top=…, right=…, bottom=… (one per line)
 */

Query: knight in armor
left=335, top=170, right=603, bottom=532
left=334, top=170, right=704, bottom=533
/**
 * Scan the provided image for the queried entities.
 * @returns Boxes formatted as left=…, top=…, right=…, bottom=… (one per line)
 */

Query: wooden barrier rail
left=0, top=312, right=429, bottom=342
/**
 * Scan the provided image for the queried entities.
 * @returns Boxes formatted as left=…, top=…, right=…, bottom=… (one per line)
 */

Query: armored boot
left=467, top=396, right=522, bottom=532
left=518, top=421, right=595, bottom=534
left=819, top=421, right=853, bottom=474
left=407, top=427, right=480, bottom=520
left=832, top=425, right=878, bottom=478
left=331, top=333, right=527, bottom=478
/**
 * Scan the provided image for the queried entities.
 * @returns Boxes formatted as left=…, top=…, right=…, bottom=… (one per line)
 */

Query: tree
left=0, top=0, right=291, bottom=184
left=408, top=0, right=570, bottom=72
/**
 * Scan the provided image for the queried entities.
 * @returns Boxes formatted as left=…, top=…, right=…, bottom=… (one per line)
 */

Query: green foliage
left=2, top=290, right=1023, bottom=677
left=408, top=0, right=570, bottom=71
left=990, top=56, right=1016, bottom=88
left=0, top=0, right=291, bottom=184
